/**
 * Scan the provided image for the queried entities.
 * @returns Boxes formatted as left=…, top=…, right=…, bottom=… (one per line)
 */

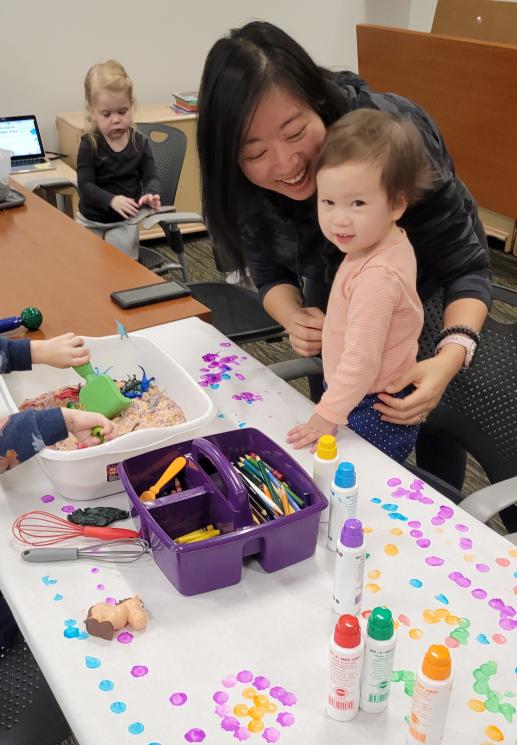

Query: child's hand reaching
left=110, top=195, right=140, bottom=218
left=31, top=333, right=90, bottom=369
left=138, top=193, right=161, bottom=210
left=286, top=412, right=337, bottom=451
left=61, top=408, right=114, bottom=447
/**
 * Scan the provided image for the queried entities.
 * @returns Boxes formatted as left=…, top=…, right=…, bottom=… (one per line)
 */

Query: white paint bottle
left=332, top=518, right=365, bottom=616
left=360, top=606, right=396, bottom=713
left=312, top=434, right=339, bottom=523
left=327, top=613, right=364, bottom=721
left=407, top=645, right=453, bottom=745
left=327, top=462, right=358, bottom=551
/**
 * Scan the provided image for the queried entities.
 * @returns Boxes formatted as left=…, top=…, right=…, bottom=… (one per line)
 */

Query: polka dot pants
left=347, top=388, right=419, bottom=464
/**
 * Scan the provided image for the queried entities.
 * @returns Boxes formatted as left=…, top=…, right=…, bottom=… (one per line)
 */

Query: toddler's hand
left=138, top=193, right=161, bottom=210
left=286, top=413, right=337, bottom=451
left=61, top=408, right=114, bottom=447
left=111, top=195, right=139, bottom=218
left=31, top=333, right=90, bottom=369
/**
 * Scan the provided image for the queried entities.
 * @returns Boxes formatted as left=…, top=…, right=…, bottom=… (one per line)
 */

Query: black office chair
left=408, top=284, right=517, bottom=531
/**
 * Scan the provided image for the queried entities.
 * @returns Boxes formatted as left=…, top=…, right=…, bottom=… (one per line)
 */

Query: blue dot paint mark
left=371, top=498, right=382, bottom=504
left=53, top=594, right=63, bottom=601
left=409, top=579, right=423, bottom=588
left=76, top=631, right=89, bottom=640
left=128, top=722, right=144, bottom=735
left=42, top=575, right=58, bottom=585
left=222, top=374, right=231, bottom=380
left=64, top=619, right=77, bottom=627
left=85, top=656, right=101, bottom=669
left=111, top=701, right=127, bottom=714
left=216, top=413, right=225, bottom=419
left=476, top=634, right=490, bottom=645
left=382, top=503, right=399, bottom=512
left=99, top=680, right=115, bottom=692
left=238, top=422, right=247, bottom=428
left=514, top=571, right=517, bottom=579
left=435, top=593, right=449, bottom=605
left=64, top=626, right=79, bottom=639
left=388, top=512, right=408, bottom=521
left=148, top=742, right=161, bottom=745
left=210, top=383, right=220, bottom=390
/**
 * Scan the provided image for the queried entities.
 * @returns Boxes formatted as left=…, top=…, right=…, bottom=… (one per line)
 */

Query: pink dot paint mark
left=431, top=517, right=445, bottom=526
left=221, top=674, right=237, bottom=688
left=96, top=584, right=105, bottom=591
left=417, top=539, right=431, bottom=549
left=262, top=728, right=281, bottom=743
left=459, top=538, right=473, bottom=550
left=387, top=477, right=402, bottom=487
left=471, top=588, right=488, bottom=600
left=408, top=521, right=421, bottom=529
left=220, top=342, right=232, bottom=348
left=234, top=373, right=246, bottom=381
left=170, top=692, right=188, bottom=706
left=421, top=497, right=434, bottom=505
left=391, top=488, right=410, bottom=498
left=476, top=563, right=490, bottom=573
left=91, top=567, right=100, bottom=574
left=105, top=597, right=117, bottom=605
left=234, top=728, right=251, bottom=741
left=215, top=704, right=231, bottom=717
left=213, top=691, right=229, bottom=704
left=492, top=634, right=507, bottom=644
left=41, top=494, right=55, bottom=504
left=455, top=524, right=469, bottom=532
left=184, top=728, right=206, bottom=742
left=116, top=632, right=134, bottom=644
left=426, top=556, right=445, bottom=567
left=131, top=665, right=148, bottom=677
left=496, top=557, right=511, bottom=568
left=444, top=636, right=460, bottom=648
left=398, top=614, right=412, bottom=627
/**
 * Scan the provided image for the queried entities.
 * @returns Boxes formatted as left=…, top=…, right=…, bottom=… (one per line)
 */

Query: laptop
left=0, top=115, right=56, bottom=174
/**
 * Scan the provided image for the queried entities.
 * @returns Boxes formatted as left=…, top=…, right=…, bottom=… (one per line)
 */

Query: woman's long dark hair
left=197, top=21, right=348, bottom=272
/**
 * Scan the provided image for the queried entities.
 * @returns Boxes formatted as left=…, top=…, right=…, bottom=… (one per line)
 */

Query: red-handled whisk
left=12, top=511, right=139, bottom=547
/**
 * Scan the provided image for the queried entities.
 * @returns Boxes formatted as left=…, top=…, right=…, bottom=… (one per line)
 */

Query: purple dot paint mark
left=431, top=517, right=445, bottom=526
left=96, top=584, right=105, bottom=591
left=235, top=373, right=246, bottom=381
left=61, top=505, right=75, bottom=514
left=387, top=477, right=402, bottom=487
left=277, top=712, right=295, bottom=727
left=90, top=567, right=100, bottom=574
left=253, top=675, right=270, bottom=690
left=471, top=588, right=487, bottom=600
left=236, top=669, right=254, bottom=683
left=184, top=728, right=206, bottom=742
left=408, top=521, right=421, bottom=529
left=420, top=497, right=435, bottom=505
left=409, top=491, right=423, bottom=501
left=391, top=488, right=410, bottom=498
left=117, top=632, right=134, bottom=644
left=426, top=556, right=445, bottom=567
left=169, top=692, right=188, bottom=706
left=438, top=506, right=454, bottom=519
left=213, top=690, right=229, bottom=704
left=489, top=598, right=506, bottom=611
left=262, top=728, right=280, bottom=743
left=131, top=665, right=148, bottom=678
left=459, top=538, right=473, bottom=550
left=416, top=539, right=431, bottom=549
left=41, top=494, right=55, bottom=504
left=410, top=530, right=423, bottom=538
left=410, top=479, right=425, bottom=490
left=455, top=524, right=469, bottom=532
left=105, top=597, right=117, bottom=605
left=270, top=686, right=286, bottom=701
left=499, top=616, right=517, bottom=631
left=220, top=341, right=232, bottom=348
left=476, top=563, right=490, bottom=573
left=281, top=692, right=297, bottom=706
left=221, top=717, right=239, bottom=732
left=234, top=728, right=251, bottom=742
left=128, top=722, right=144, bottom=735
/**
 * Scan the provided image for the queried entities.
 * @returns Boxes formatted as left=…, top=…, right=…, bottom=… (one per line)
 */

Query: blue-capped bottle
left=327, top=462, right=358, bottom=552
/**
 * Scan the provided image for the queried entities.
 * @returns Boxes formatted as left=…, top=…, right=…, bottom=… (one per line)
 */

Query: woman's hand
left=286, top=307, right=325, bottom=357
left=373, top=345, right=465, bottom=425
left=110, top=195, right=139, bottom=218
left=139, top=193, right=161, bottom=210
left=286, top=412, right=337, bottom=450
left=31, top=333, right=90, bottom=369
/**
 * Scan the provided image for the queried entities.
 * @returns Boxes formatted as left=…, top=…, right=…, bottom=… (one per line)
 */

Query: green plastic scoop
left=73, top=363, right=132, bottom=419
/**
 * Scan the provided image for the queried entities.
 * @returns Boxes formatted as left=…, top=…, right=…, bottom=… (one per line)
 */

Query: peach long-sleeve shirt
left=315, top=229, right=424, bottom=425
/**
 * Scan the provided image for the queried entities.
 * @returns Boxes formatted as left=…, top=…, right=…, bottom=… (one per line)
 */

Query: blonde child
left=76, top=59, right=161, bottom=258
left=0, top=333, right=113, bottom=474
left=287, top=109, right=434, bottom=463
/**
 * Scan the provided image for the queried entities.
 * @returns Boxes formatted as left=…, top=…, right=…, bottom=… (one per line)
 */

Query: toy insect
left=85, top=595, right=148, bottom=640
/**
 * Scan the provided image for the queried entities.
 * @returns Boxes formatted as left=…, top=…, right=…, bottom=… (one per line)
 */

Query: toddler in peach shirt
left=287, top=109, right=433, bottom=462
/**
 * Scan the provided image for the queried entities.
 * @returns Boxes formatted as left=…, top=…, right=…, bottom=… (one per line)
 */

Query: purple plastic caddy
left=118, top=428, right=327, bottom=595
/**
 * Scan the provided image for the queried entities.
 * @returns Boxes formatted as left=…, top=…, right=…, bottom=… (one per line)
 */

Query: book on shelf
left=171, top=91, right=198, bottom=113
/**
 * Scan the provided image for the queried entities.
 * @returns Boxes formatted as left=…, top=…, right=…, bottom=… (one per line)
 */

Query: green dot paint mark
left=392, top=670, right=416, bottom=697
left=472, top=660, right=516, bottom=723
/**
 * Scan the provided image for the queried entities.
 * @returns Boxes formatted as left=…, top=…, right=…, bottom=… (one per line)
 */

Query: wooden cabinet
left=55, top=105, right=205, bottom=237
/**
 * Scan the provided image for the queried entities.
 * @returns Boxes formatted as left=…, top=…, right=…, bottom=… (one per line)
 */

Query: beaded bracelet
left=436, top=324, right=481, bottom=346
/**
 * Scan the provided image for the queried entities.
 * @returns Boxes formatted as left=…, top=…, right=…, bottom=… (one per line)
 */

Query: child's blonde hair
left=317, top=108, right=434, bottom=207
left=83, top=59, right=134, bottom=146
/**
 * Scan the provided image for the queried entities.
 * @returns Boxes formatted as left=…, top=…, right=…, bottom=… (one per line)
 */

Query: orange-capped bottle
left=407, top=644, right=453, bottom=745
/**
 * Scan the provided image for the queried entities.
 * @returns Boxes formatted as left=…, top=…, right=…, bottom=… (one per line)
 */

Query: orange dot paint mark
left=384, top=544, right=399, bottom=556
left=468, top=699, right=485, bottom=712
left=365, top=583, right=381, bottom=593
left=509, top=548, right=517, bottom=558
left=445, top=614, right=460, bottom=625
left=248, top=719, right=264, bottom=734
left=394, top=620, right=400, bottom=630
left=362, top=609, right=372, bottom=619
left=242, top=688, right=257, bottom=700
left=234, top=704, right=249, bottom=717
left=463, top=553, right=475, bottom=562
left=368, top=569, right=381, bottom=579
left=485, top=724, right=504, bottom=741
left=409, top=628, right=423, bottom=640
left=363, top=526, right=375, bottom=534
left=390, top=528, right=404, bottom=536
left=265, top=702, right=277, bottom=714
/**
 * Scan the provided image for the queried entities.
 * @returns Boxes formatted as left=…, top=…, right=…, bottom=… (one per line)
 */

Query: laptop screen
left=0, top=115, right=45, bottom=161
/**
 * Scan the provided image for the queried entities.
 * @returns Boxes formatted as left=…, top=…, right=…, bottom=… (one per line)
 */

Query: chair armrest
left=24, top=178, right=78, bottom=192
left=460, top=477, right=517, bottom=523
left=141, top=211, right=203, bottom=230
left=268, top=357, right=322, bottom=381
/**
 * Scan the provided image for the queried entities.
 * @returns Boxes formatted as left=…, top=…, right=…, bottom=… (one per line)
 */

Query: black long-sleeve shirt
left=77, top=130, right=161, bottom=223
left=240, top=72, right=491, bottom=312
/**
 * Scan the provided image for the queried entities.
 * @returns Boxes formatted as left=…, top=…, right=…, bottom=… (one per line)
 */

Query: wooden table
left=0, top=184, right=210, bottom=339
